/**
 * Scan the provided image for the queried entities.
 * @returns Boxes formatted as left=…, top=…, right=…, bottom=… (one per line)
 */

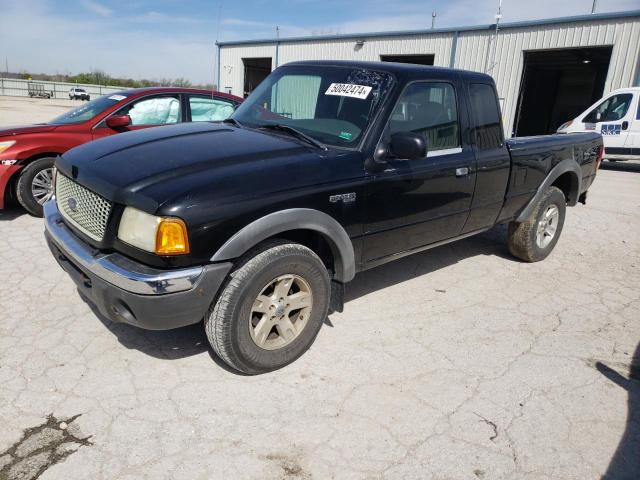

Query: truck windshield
left=49, top=94, right=128, bottom=125
left=232, top=65, right=394, bottom=148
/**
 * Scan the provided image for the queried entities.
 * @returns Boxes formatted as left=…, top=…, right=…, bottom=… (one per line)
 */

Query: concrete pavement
left=0, top=166, right=639, bottom=479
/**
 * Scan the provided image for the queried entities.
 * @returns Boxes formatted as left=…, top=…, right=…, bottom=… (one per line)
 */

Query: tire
left=205, top=241, right=331, bottom=374
left=507, top=186, right=566, bottom=262
left=16, top=157, right=56, bottom=217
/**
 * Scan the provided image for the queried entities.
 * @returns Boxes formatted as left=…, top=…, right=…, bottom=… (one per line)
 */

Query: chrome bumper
left=43, top=199, right=203, bottom=295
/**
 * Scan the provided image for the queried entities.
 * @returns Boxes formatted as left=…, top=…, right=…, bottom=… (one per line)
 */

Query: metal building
left=216, top=10, right=640, bottom=137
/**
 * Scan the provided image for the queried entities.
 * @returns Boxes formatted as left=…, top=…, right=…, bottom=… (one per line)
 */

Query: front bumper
left=44, top=200, right=232, bottom=330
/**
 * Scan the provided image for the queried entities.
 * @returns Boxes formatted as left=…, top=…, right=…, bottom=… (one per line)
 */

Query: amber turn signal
left=155, top=218, right=190, bottom=255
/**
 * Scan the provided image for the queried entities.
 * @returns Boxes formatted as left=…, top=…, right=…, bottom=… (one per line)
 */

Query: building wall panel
left=219, top=15, right=640, bottom=136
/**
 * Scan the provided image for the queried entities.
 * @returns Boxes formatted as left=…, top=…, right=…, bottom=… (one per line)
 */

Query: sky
left=0, top=0, right=638, bottom=84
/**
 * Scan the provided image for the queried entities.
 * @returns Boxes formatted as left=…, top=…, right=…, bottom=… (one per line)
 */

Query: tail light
left=596, top=145, right=604, bottom=170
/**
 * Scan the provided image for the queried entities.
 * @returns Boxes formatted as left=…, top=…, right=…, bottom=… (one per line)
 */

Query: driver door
left=363, top=80, right=476, bottom=264
left=93, top=94, right=183, bottom=140
left=580, top=92, right=634, bottom=153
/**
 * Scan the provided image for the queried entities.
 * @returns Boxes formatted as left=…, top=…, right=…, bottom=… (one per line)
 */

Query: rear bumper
left=44, top=200, right=232, bottom=330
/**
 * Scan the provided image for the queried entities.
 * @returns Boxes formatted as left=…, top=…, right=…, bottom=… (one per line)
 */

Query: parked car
left=558, top=87, right=639, bottom=161
left=69, top=88, right=91, bottom=101
left=44, top=61, right=603, bottom=374
left=27, top=82, right=52, bottom=99
left=0, top=87, right=242, bottom=216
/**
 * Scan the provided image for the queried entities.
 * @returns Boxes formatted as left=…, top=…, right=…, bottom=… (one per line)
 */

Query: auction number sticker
left=325, top=83, right=372, bottom=100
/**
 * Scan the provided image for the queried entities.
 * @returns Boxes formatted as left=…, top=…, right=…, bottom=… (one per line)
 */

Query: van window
left=469, top=83, right=503, bottom=150
left=388, top=82, right=460, bottom=151
left=584, top=94, right=633, bottom=123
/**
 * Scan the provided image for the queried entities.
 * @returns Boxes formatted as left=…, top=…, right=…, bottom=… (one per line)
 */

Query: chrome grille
left=55, top=173, right=112, bottom=241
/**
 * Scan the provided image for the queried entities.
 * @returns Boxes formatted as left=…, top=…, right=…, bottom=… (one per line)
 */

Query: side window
left=117, top=96, right=181, bottom=126
left=469, top=83, right=503, bottom=150
left=189, top=96, right=235, bottom=122
left=389, top=82, right=460, bottom=151
left=584, top=94, right=633, bottom=123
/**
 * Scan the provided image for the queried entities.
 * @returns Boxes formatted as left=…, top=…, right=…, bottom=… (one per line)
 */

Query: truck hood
left=57, top=122, right=325, bottom=213
left=0, top=124, right=58, bottom=137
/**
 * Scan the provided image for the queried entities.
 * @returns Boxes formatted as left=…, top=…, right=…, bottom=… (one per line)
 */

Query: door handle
left=455, top=167, right=469, bottom=177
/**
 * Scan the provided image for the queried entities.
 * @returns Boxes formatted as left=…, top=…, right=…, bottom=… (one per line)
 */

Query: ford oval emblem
left=67, top=197, right=78, bottom=212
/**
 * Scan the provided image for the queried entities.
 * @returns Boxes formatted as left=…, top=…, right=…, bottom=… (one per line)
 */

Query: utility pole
left=431, top=12, right=436, bottom=29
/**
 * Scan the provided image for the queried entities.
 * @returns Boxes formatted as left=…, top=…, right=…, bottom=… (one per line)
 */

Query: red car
left=0, top=87, right=242, bottom=216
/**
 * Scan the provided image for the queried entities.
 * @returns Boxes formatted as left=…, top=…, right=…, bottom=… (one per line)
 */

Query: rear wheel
left=205, top=241, right=330, bottom=374
left=16, top=157, right=56, bottom=217
left=507, top=186, right=566, bottom=262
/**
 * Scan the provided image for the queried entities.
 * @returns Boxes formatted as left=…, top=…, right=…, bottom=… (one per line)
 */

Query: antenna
left=431, top=12, right=436, bottom=29
left=591, top=0, right=597, bottom=14
left=214, top=2, right=223, bottom=93
left=486, top=0, right=502, bottom=74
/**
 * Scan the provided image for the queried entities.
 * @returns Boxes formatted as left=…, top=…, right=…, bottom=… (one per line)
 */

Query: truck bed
left=499, top=132, right=602, bottom=222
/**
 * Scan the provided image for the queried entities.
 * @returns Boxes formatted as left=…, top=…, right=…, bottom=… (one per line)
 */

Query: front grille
left=55, top=173, right=112, bottom=242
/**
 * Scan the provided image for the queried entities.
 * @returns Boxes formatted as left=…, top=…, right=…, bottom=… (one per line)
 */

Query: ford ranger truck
left=44, top=61, right=603, bottom=374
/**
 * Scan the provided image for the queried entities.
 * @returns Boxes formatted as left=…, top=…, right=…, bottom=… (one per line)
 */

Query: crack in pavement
left=0, top=414, right=92, bottom=480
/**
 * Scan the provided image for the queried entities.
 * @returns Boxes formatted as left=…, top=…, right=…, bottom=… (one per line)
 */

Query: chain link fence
left=0, top=78, right=122, bottom=99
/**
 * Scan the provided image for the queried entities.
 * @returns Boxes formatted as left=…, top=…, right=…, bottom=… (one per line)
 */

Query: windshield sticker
left=325, top=83, right=372, bottom=100
left=108, top=95, right=126, bottom=101
left=339, top=131, right=353, bottom=140
left=601, top=124, right=621, bottom=135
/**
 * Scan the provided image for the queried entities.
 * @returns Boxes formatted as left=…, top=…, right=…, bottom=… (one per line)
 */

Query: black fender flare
left=516, top=158, right=582, bottom=222
left=210, top=208, right=356, bottom=283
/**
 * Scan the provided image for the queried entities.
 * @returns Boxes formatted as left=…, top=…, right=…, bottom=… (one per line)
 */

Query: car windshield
left=49, top=94, right=128, bottom=125
left=232, top=65, right=394, bottom=147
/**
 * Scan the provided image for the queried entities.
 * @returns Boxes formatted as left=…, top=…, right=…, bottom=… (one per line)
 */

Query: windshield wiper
left=223, top=117, right=244, bottom=128
left=258, top=124, right=327, bottom=151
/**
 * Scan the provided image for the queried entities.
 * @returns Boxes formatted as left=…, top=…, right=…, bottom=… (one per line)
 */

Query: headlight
left=117, top=206, right=190, bottom=255
left=0, top=140, right=16, bottom=154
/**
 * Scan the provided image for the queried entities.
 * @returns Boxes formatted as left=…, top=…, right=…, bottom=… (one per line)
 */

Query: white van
left=557, top=87, right=639, bottom=161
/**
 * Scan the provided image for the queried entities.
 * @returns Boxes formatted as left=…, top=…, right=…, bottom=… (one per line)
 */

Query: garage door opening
left=380, top=54, right=435, bottom=66
left=513, top=46, right=612, bottom=137
left=242, top=57, right=272, bottom=98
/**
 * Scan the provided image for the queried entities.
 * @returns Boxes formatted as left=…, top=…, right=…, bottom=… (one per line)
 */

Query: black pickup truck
left=44, top=61, right=603, bottom=374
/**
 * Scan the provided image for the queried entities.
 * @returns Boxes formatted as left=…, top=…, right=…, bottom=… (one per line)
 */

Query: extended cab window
left=116, top=95, right=181, bottom=126
left=584, top=94, right=633, bottom=123
left=389, top=82, right=460, bottom=151
left=189, top=96, right=235, bottom=122
left=469, top=83, right=503, bottom=150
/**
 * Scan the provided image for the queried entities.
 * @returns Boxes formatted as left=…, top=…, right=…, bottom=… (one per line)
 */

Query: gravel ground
left=0, top=166, right=638, bottom=479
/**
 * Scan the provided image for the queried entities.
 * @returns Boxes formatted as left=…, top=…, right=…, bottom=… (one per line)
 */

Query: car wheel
left=16, top=157, right=56, bottom=217
left=507, top=186, right=566, bottom=262
left=205, top=241, right=331, bottom=374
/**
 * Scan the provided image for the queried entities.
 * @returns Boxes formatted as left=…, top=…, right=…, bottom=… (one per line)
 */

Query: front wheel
left=205, top=241, right=330, bottom=374
left=16, top=157, right=56, bottom=217
left=507, top=186, right=566, bottom=262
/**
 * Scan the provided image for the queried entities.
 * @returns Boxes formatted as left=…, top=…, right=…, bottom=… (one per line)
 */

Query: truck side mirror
left=389, top=132, right=428, bottom=160
left=106, top=115, right=131, bottom=129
